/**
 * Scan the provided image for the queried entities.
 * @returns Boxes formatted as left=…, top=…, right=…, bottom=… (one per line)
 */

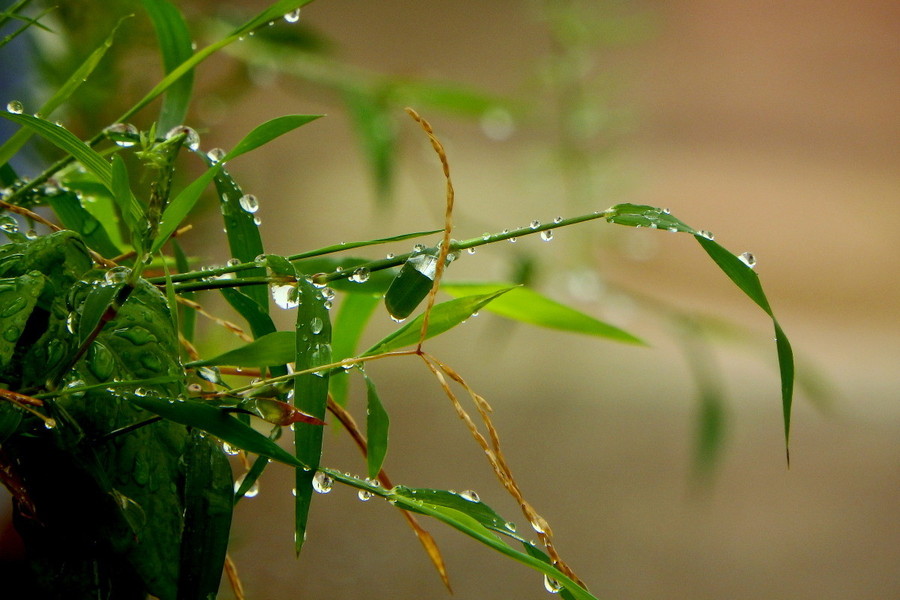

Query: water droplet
left=104, top=123, right=138, bottom=147
left=25, top=229, right=38, bottom=240
left=321, top=287, right=335, bottom=301
left=540, top=230, right=553, bottom=242
left=43, top=418, right=57, bottom=430
left=509, top=237, right=517, bottom=243
left=206, top=147, right=227, bottom=163
left=226, top=257, right=241, bottom=267
left=104, top=266, right=130, bottom=285
left=530, top=220, right=541, bottom=230
left=482, top=232, right=491, bottom=241
left=385, top=252, right=395, bottom=259
left=358, top=489, right=373, bottom=501
left=459, top=490, right=480, bottom=502
left=234, top=474, right=259, bottom=498
left=662, top=207, right=671, bottom=214
left=543, top=574, right=563, bottom=594
left=349, top=267, right=370, bottom=283
left=65, top=312, right=78, bottom=334
left=87, top=342, right=115, bottom=381
left=0, top=216, right=19, bottom=234
left=312, top=471, right=333, bottom=494
left=164, top=125, right=200, bottom=151
left=389, top=314, right=406, bottom=323
left=466, top=247, right=476, bottom=255
left=239, top=193, right=259, bottom=213
left=413, top=244, right=426, bottom=253
left=284, top=8, right=301, bottom=22
left=115, top=325, right=155, bottom=345
left=253, top=215, right=262, bottom=226
left=0, top=296, right=26, bottom=318
left=272, top=284, right=299, bottom=309
left=3, top=326, right=20, bottom=342
left=554, top=216, right=563, bottom=224
left=310, top=316, right=324, bottom=334
left=697, top=230, right=715, bottom=240
left=505, top=521, right=517, bottom=532
left=530, top=516, right=548, bottom=534
left=6, top=100, right=24, bottom=114
left=738, top=251, right=757, bottom=268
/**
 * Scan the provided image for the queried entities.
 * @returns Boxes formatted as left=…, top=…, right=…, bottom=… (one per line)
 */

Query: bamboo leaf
left=329, top=293, right=379, bottom=406
left=383, top=248, right=442, bottom=321
left=294, top=256, right=398, bottom=294
left=126, top=393, right=305, bottom=468
left=441, top=282, right=645, bottom=345
left=48, top=192, right=121, bottom=258
left=292, top=276, right=332, bottom=555
left=110, top=154, right=146, bottom=245
left=364, top=375, right=388, bottom=479
left=187, top=331, right=294, bottom=369
left=363, top=288, right=514, bottom=356
left=141, top=0, right=194, bottom=132
left=343, top=88, right=396, bottom=202
left=172, top=240, right=196, bottom=341
left=222, top=114, right=322, bottom=162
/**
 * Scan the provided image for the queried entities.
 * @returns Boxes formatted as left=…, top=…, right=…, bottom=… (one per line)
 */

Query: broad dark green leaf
left=441, top=282, right=645, bottom=345
left=364, top=288, right=514, bottom=356
left=178, top=430, right=233, bottom=600
left=364, top=375, right=388, bottom=478
left=213, top=167, right=267, bottom=309
left=0, top=113, right=111, bottom=187
left=293, top=276, right=332, bottom=555
left=152, top=115, right=322, bottom=253
left=0, top=18, right=123, bottom=166
left=384, top=248, right=441, bottom=320
left=141, top=0, right=194, bottom=132
left=329, top=292, right=379, bottom=406
left=127, top=393, right=304, bottom=468
left=187, top=331, right=294, bottom=369
left=48, top=192, right=121, bottom=258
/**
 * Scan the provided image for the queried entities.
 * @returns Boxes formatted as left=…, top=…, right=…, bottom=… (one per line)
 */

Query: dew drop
left=222, top=442, right=240, bottom=456
left=459, top=489, right=480, bottom=503
left=239, top=193, right=259, bottom=213
left=385, top=252, right=395, bottom=259
left=6, top=100, right=24, bottom=114
left=349, top=267, right=370, bottom=283
left=187, top=383, right=202, bottom=394
left=104, top=267, right=130, bottom=285
left=466, top=247, right=476, bottom=255
left=234, top=474, right=259, bottom=498
left=272, top=284, right=300, bottom=309
left=358, top=489, right=373, bottom=501
left=206, top=147, right=227, bottom=163
left=0, top=216, right=19, bottom=234
left=540, top=230, right=553, bottom=242
left=543, top=574, right=563, bottom=594
left=505, top=521, right=517, bottom=533
left=482, top=232, right=491, bottom=241
left=530, top=220, right=541, bottom=230
left=284, top=8, right=301, bottom=22
left=554, top=216, right=563, bottom=224
left=697, top=230, right=715, bottom=240
left=738, top=251, right=757, bottom=268
left=310, top=316, right=323, bottom=335
left=43, top=418, right=57, bottom=430
left=65, top=312, right=77, bottom=334
left=413, top=243, right=426, bottom=253
left=253, top=215, right=262, bottom=226
left=312, top=471, right=333, bottom=494
left=530, top=516, right=548, bottom=534
left=164, top=125, right=200, bottom=151
left=104, top=123, right=138, bottom=147
left=509, top=237, right=517, bottom=243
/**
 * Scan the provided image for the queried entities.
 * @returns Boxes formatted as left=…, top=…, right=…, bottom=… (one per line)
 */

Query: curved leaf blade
left=141, top=0, right=194, bottom=132
left=364, top=375, right=388, bottom=479
left=187, top=331, right=294, bottom=369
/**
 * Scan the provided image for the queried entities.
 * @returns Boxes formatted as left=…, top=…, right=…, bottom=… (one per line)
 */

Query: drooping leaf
left=364, top=288, right=514, bottom=356
left=187, top=331, right=294, bottom=369
left=364, top=375, right=388, bottom=478
left=127, top=393, right=305, bottom=468
left=441, top=282, right=645, bottom=345
left=141, top=0, right=194, bottom=132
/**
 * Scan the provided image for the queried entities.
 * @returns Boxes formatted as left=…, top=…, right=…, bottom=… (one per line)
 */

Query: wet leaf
left=48, top=192, right=122, bottom=258
left=364, top=375, right=388, bottom=478
left=141, top=0, right=194, bottom=132
left=384, top=248, right=440, bottom=320
left=187, top=331, right=294, bottom=369
left=329, top=292, right=379, bottom=406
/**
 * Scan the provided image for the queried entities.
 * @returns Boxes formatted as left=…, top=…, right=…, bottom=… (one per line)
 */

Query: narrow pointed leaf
left=141, top=0, right=194, bottom=132
left=110, top=155, right=146, bottom=243
left=187, top=331, right=294, bottom=369
left=344, top=88, right=396, bottom=202
left=222, top=114, right=322, bottom=162
left=294, top=256, right=398, bottom=294
left=293, top=276, right=332, bottom=554
left=364, top=288, right=514, bottom=356
left=234, top=455, right=269, bottom=504
left=442, top=282, right=645, bottom=345
left=329, top=292, right=379, bottom=406
left=127, top=393, right=304, bottom=468
left=172, top=240, right=196, bottom=341
left=48, top=192, right=121, bottom=258
left=364, top=375, right=389, bottom=479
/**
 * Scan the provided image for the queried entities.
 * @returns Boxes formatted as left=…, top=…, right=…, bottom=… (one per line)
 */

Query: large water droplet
left=272, top=284, right=300, bottom=309
left=697, top=230, right=715, bottom=240
left=738, top=251, right=757, bottom=268
left=6, top=100, right=24, bottom=114
left=312, top=471, right=333, bottom=494
left=540, top=230, right=553, bottom=242
left=104, top=123, right=138, bottom=147
left=164, top=125, right=200, bottom=151
left=284, top=8, right=301, bottom=22
left=459, top=489, right=480, bottom=502
left=349, top=267, right=370, bottom=283
left=554, top=216, right=563, bottom=224
left=358, top=489, right=373, bottom=501
left=310, top=316, right=323, bottom=335
left=234, top=474, right=259, bottom=498
left=0, top=216, right=19, bottom=234
left=543, top=574, right=563, bottom=594
left=239, top=193, right=259, bottom=213
left=530, top=220, right=541, bottom=230
left=206, top=147, right=227, bottom=163
left=65, top=312, right=78, bottom=334
left=43, top=418, right=57, bottom=430
left=104, top=266, right=130, bottom=285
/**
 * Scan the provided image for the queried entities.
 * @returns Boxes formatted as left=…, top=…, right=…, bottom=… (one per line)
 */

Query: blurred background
left=2, top=1, right=898, bottom=599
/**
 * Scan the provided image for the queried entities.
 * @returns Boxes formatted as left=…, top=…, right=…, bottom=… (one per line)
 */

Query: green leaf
left=0, top=17, right=124, bottom=166
left=127, top=393, right=305, bottom=468
left=172, top=240, right=196, bottom=341
left=384, top=248, right=442, bottom=320
left=219, top=288, right=277, bottom=340
left=178, top=430, right=233, bottom=600
left=343, top=88, right=396, bottom=202
left=48, top=192, right=121, bottom=258
left=286, top=229, right=442, bottom=261
left=77, top=280, right=124, bottom=345
left=363, top=288, right=514, bottom=356
left=141, top=0, right=194, bottom=133
left=0, top=271, right=43, bottom=369
left=364, top=375, right=388, bottom=478
left=441, top=282, right=645, bottom=345
left=603, top=203, right=695, bottom=233
left=152, top=115, right=321, bottom=253
left=110, top=155, right=147, bottom=248
left=329, top=293, right=379, bottom=406
left=392, top=487, right=521, bottom=540
left=295, top=256, right=398, bottom=295
left=0, top=113, right=111, bottom=187
left=234, top=455, right=269, bottom=504
left=187, top=331, right=294, bottom=369
left=292, top=276, right=332, bottom=555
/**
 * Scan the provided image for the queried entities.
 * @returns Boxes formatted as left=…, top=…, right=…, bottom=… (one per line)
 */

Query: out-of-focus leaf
left=384, top=248, right=441, bottom=320
left=605, top=203, right=795, bottom=461
left=152, top=115, right=321, bottom=253
left=127, top=393, right=305, bottom=468
left=187, top=331, right=293, bottom=369
left=0, top=18, right=123, bottom=166
left=441, top=282, right=645, bottom=345
left=293, top=276, right=332, bottom=555
left=48, top=192, right=121, bottom=258
left=343, top=88, right=395, bottom=202
left=364, top=375, right=388, bottom=478
left=329, top=292, right=379, bottom=406
left=364, top=288, right=514, bottom=356
left=178, top=430, right=233, bottom=600
left=141, top=0, right=194, bottom=132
